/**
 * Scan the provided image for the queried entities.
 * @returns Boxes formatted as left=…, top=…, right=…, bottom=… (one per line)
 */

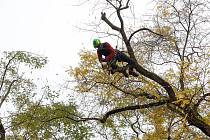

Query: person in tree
left=93, top=38, right=139, bottom=77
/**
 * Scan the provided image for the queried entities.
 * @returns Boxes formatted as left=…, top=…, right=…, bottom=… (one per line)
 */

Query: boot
left=123, top=66, right=129, bottom=77
left=111, top=69, right=115, bottom=74
left=129, top=68, right=139, bottom=77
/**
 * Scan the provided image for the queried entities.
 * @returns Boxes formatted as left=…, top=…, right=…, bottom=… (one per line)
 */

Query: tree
left=10, top=102, right=92, bottom=139
left=0, top=51, right=47, bottom=139
left=0, top=51, right=92, bottom=139
left=69, top=0, right=210, bottom=139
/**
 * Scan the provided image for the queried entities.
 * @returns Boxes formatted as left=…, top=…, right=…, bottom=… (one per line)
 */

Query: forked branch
left=72, top=100, right=169, bottom=123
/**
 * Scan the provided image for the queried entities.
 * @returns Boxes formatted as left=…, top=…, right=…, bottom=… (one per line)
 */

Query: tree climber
left=93, top=38, right=139, bottom=77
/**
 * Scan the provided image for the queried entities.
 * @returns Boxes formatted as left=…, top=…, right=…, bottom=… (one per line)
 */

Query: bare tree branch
left=194, top=93, right=210, bottom=109
left=63, top=100, right=170, bottom=123
left=0, top=79, right=17, bottom=108
left=110, top=82, right=157, bottom=99
left=128, top=27, right=164, bottom=43
left=101, top=12, right=121, bottom=32
left=99, top=100, right=169, bottom=123
left=0, top=54, right=17, bottom=91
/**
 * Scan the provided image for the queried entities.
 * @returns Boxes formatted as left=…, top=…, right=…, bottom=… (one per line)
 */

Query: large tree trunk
left=187, top=109, right=210, bottom=137
left=0, top=120, right=5, bottom=140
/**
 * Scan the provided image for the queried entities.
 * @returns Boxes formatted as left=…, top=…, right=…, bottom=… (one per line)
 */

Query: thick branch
left=68, top=100, right=169, bottom=123
left=100, top=100, right=169, bottom=123
left=128, top=28, right=164, bottom=43
left=116, top=8, right=125, bottom=31
left=135, top=64, right=176, bottom=101
left=101, top=11, right=135, bottom=59
left=187, top=108, right=210, bottom=137
left=101, top=12, right=121, bottom=32
left=168, top=102, right=210, bottom=137
left=0, top=119, right=5, bottom=140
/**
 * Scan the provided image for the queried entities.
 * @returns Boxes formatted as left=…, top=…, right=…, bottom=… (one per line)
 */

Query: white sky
left=0, top=0, right=95, bottom=83
left=0, top=0, right=151, bottom=81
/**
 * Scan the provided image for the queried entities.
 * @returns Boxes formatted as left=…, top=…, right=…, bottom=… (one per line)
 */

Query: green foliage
left=10, top=103, right=92, bottom=140
left=0, top=51, right=49, bottom=139
left=0, top=51, right=94, bottom=139
left=0, top=51, right=48, bottom=109
left=4, top=51, right=47, bottom=69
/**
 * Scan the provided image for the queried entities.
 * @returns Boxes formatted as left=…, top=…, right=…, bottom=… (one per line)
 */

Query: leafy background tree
left=10, top=103, right=92, bottom=139
left=0, top=51, right=47, bottom=139
left=0, top=51, right=92, bottom=140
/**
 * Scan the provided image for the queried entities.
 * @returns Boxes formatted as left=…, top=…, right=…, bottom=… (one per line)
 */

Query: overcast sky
left=0, top=0, right=93, bottom=82
left=0, top=0, right=90, bottom=64
left=0, top=0, right=151, bottom=81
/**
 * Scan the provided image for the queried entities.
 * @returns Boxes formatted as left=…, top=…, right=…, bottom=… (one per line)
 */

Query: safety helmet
left=93, top=39, right=101, bottom=48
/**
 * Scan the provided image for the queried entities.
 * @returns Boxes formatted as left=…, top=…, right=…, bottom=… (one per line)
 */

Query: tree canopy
left=68, top=0, right=210, bottom=139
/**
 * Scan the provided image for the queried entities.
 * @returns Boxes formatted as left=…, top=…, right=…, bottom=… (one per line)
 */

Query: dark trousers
left=110, top=50, right=135, bottom=70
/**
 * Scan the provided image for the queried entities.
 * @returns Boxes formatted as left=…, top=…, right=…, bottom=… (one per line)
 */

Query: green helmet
left=93, top=39, right=101, bottom=48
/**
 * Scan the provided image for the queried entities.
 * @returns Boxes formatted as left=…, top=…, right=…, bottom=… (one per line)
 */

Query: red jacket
left=97, top=42, right=116, bottom=62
